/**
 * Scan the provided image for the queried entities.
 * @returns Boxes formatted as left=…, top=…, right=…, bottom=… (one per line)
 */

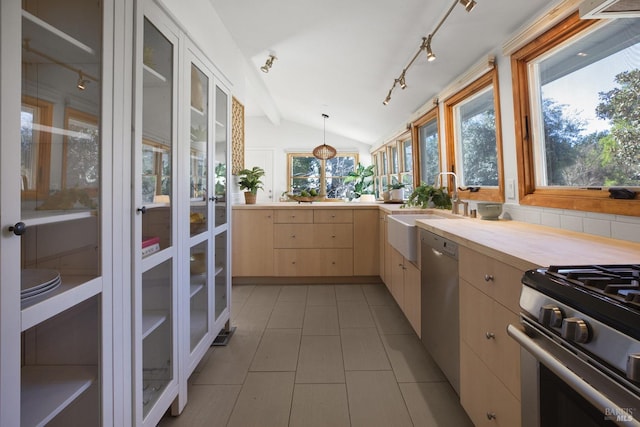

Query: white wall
left=244, top=116, right=372, bottom=197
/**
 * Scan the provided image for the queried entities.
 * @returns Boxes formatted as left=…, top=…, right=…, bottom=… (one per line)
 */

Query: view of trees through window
left=455, top=88, right=498, bottom=187
left=534, top=19, right=640, bottom=188
left=290, top=154, right=356, bottom=198
left=418, top=119, right=440, bottom=186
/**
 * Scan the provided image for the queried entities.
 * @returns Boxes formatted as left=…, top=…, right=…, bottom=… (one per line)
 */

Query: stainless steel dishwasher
left=420, top=229, right=460, bottom=395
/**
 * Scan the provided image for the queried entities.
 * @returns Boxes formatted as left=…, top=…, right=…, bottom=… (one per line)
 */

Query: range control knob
left=561, top=317, right=590, bottom=343
left=627, top=354, right=640, bottom=382
left=538, top=305, right=563, bottom=327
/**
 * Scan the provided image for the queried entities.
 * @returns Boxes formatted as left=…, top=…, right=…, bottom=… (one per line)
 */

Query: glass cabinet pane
left=142, top=259, right=173, bottom=417
left=19, top=0, right=103, bottom=424
left=214, top=86, right=228, bottom=228
left=189, top=242, right=208, bottom=350
left=142, top=18, right=173, bottom=250
left=214, top=231, right=228, bottom=319
left=190, top=64, right=208, bottom=237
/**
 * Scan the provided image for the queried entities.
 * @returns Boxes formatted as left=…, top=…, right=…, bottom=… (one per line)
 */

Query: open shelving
left=21, top=365, right=97, bottom=427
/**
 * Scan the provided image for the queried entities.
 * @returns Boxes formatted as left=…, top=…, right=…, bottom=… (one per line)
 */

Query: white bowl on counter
left=476, top=202, right=503, bottom=220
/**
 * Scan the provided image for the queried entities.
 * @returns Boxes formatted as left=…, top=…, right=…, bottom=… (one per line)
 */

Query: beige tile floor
left=159, top=283, right=474, bottom=427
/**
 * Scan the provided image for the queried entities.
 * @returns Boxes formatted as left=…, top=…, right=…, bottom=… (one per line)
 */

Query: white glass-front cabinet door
left=181, top=48, right=215, bottom=389
left=0, top=0, right=113, bottom=425
left=133, top=8, right=179, bottom=426
left=213, top=84, right=231, bottom=331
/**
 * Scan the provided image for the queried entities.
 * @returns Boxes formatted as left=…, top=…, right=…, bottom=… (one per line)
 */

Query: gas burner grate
left=545, top=264, right=640, bottom=309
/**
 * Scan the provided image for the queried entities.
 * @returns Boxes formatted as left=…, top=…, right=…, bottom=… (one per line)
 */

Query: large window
left=512, top=13, right=640, bottom=215
left=372, top=132, right=414, bottom=199
left=444, top=68, right=504, bottom=201
left=287, top=153, right=357, bottom=199
left=413, top=107, right=441, bottom=187
left=21, top=97, right=53, bottom=199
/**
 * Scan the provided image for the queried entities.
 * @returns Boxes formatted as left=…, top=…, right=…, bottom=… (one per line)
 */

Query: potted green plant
left=344, top=163, right=376, bottom=201
left=389, top=181, right=406, bottom=202
left=402, top=182, right=452, bottom=209
left=237, top=166, right=265, bottom=204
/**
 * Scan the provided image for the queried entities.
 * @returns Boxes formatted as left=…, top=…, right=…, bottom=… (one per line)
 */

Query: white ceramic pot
left=390, top=188, right=404, bottom=201
left=359, top=194, right=376, bottom=203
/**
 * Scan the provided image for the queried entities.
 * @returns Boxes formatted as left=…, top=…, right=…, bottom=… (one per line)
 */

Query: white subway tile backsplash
left=560, top=215, right=583, bottom=233
left=583, top=218, right=611, bottom=238
left=502, top=204, right=640, bottom=243
left=611, top=221, right=640, bottom=243
left=540, top=212, right=561, bottom=228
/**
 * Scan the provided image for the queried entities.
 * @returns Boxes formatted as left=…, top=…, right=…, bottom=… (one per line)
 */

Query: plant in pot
left=237, top=166, right=265, bottom=204
left=389, top=181, right=406, bottom=202
left=344, top=163, right=376, bottom=201
left=402, top=182, right=452, bottom=209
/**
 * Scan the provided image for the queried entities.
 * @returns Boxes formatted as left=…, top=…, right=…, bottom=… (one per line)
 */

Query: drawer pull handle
left=331, top=235, right=336, bottom=238
left=485, top=332, right=496, bottom=340
left=486, top=412, right=496, bottom=420
left=484, top=274, right=494, bottom=282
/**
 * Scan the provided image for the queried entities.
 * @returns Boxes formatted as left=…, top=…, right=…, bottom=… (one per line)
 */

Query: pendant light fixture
left=313, top=113, right=337, bottom=160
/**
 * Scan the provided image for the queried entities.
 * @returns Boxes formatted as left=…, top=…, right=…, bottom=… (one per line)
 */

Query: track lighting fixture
left=382, top=0, right=477, bottom=105
left=459, top=0, right=477, bottom=12
left=260, top=54, right=277, bottom=73
left=77, top=71, right=88, bottom=90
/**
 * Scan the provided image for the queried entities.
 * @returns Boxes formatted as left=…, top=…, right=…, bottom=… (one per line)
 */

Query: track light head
left=383, top=92, right=391, bottom=106
left=459, top=0, right=477, bottom=12
left=397, top=72, right=407, bottom=90
left=260, top=54, right=277, bottom=73
left=77, top=71, right=88, bottom=90
left=425, top=36, right=436, bottom=62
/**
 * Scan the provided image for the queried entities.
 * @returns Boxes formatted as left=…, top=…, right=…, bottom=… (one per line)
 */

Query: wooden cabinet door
left=379, top=213, right=387, bottom=282
left=390, top=247, right=405, bottom=306
left=403, top=261, right=421, bottom=337
left=353, top=209, right=379, bottom=276
left=460, top=342, right=521, bottom=427
left=232, top=210, right=273, bottom=276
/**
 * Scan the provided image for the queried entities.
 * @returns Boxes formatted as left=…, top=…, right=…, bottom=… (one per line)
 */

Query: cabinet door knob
left=137, top=206, right=147, bottom=214
left=291, top=235, right=296, bottom=238
left=8, top=222, right=26, bottom=236
left=486, top=412, right=496, bottom=420
left=485, top=332, right=496, bottom=340
left=484, top=274, right=494, bottom=282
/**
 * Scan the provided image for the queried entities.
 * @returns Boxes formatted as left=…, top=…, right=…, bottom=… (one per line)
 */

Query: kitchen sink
left=387, top=214, right=449, bottom=262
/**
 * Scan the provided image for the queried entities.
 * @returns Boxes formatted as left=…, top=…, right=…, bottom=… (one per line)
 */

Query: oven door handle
left=508, top=324, right=640, bottom=427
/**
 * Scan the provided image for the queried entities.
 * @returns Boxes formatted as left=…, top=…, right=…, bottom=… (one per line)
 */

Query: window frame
left=444, top=68, right=505, bottom=202
left=511, top=12, right=639, bottom=216
left=21, top=96, right=54, bottom=200
left=286, top=152, right=359, bottom=199
left=412, top=106, right=441, bottom=187
left=62, top=107, right=100, bottom=195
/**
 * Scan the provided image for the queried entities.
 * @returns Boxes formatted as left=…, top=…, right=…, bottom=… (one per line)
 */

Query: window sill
left=520, top=188, right=639, bottom=216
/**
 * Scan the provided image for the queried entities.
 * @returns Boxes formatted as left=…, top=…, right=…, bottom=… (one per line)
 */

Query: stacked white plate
left=21, top=269, right=61, bottom=301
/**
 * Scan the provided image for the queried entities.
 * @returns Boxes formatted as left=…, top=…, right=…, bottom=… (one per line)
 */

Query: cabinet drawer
left=459, top=246, right=522, bottom=312
left=274, top=249, right=353, bottom=276
left=460, top=342, right=521, bottom=427
left=313, top=209, right=353, bottom=223
left=273, top=224, right=353, bottom=248
left=460, top=280, right=521, bottom=400
left=274, top=209, right=313, bottom=224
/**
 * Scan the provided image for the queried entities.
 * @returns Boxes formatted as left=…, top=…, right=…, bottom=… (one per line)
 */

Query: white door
left=245, top=149, right=274, bottom=203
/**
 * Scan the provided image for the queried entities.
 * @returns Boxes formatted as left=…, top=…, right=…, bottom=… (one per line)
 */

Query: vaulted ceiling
left=210, top=0, right=553, bottom=145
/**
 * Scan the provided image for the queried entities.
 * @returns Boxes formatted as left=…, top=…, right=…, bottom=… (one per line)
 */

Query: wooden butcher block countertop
left=415, top=216, right=640, bottom=272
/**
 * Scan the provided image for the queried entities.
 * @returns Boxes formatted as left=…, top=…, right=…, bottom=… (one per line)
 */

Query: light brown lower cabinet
left=232, top=207, right=378, bottom=278
left=459, top=246, right=523, bottom=427
left=388, top=246, right=421, bottom=337
left=460, top=341, right=521, bottom=427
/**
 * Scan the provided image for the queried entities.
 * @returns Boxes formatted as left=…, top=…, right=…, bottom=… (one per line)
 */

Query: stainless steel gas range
left=508, top=265, right=640, bottom=427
